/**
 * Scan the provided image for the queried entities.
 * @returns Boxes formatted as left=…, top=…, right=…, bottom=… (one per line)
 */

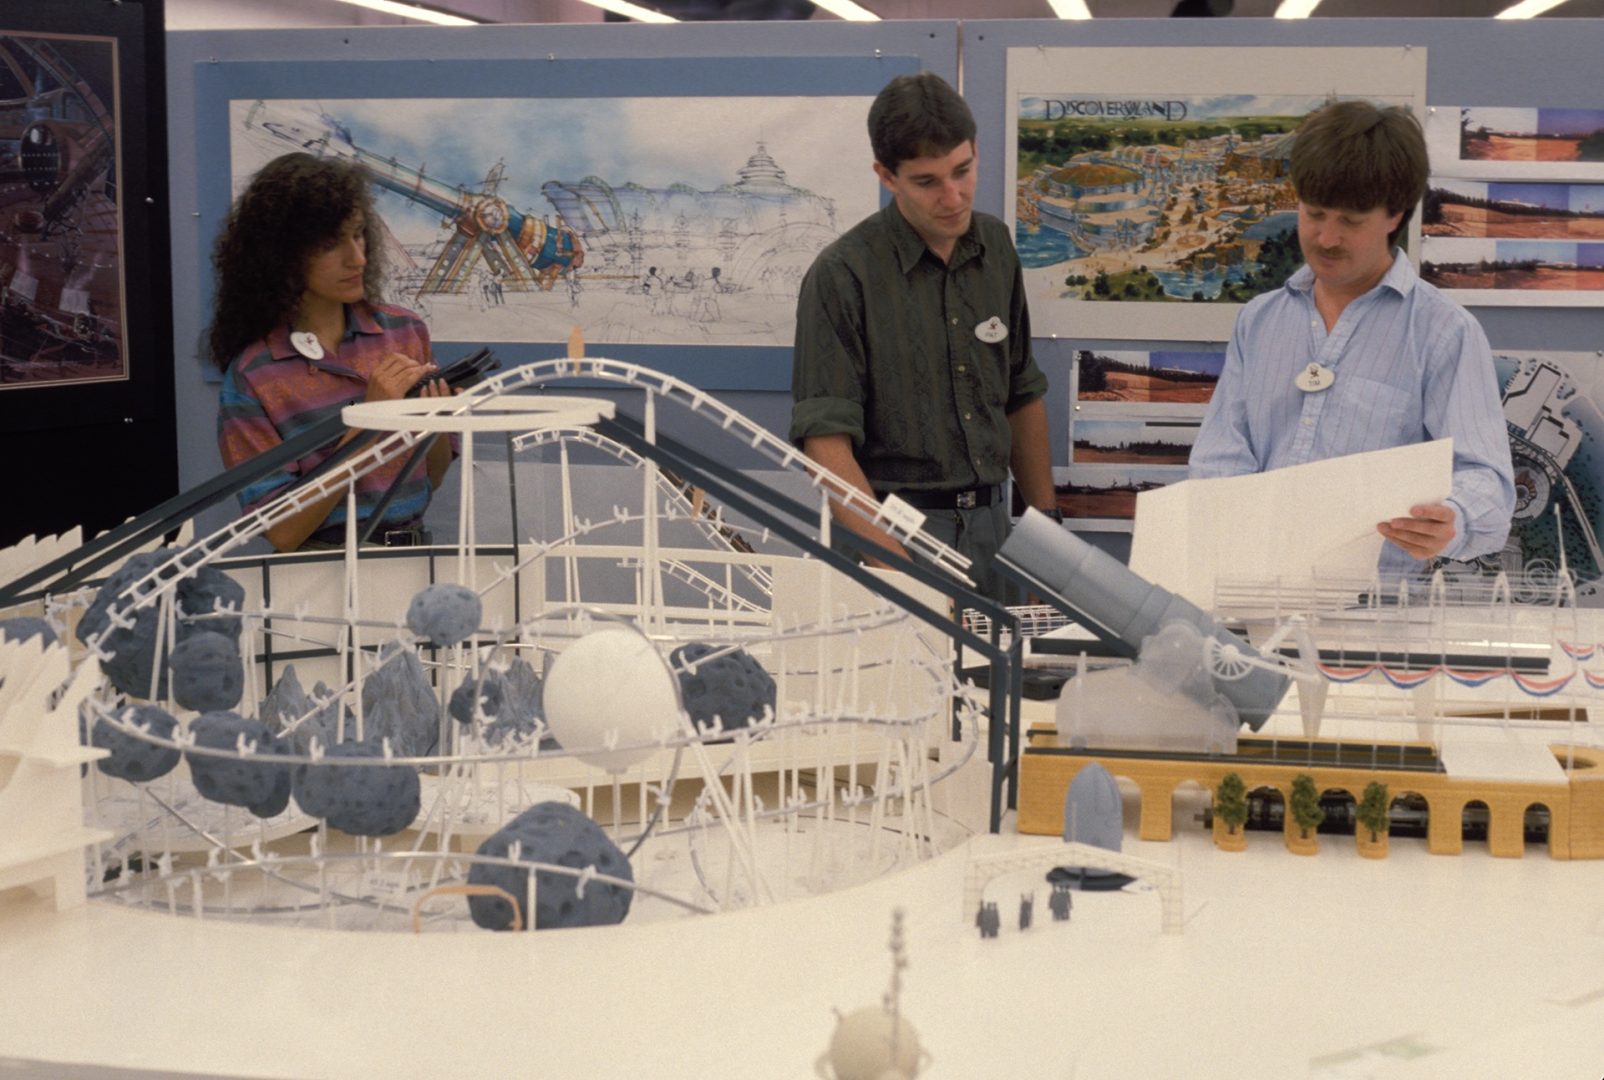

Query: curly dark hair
left=206, top=152, right=386, bottom=371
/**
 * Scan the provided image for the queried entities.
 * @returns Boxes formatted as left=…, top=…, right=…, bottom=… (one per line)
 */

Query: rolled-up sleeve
left=790, top=256, right=869, bottom=448
left=1004, top=256, right=1048, bottom=414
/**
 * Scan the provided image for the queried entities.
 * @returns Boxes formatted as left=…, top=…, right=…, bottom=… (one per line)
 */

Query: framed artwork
left=1457, top=351, right=1604, bottom=599
left=1004, top=47, right=1426, bottom=342
left=1425, top=106, right=1604, bottom=183
left=195, top=55, right=910, bottom=390
left=1058, top=346, right=1223, bottom=531
left=0, top=2, right=168, bottom=430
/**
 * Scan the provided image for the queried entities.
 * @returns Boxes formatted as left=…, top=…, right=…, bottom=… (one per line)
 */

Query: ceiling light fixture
left=811, top=0, right=881, bottom=18
left=1046, top=0, right=1093, bottom=18
left=328, top=0, right=480, bottom=25
left=1273, top=0, right=1322, bottom=16
left=574, top=0, right=679, bottom=20
left=1496, top=0, right=1570, bottom=16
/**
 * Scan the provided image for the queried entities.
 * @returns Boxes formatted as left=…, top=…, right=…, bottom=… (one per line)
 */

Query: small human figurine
left=1049, top=881, right=1073, bottom=922
left=976, top=900, right=999, bottom=939
left=1018, top=892, right=1034, bottom=932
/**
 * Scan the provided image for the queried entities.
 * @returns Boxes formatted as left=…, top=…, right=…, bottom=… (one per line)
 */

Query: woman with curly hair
left=211, top=151, right=455, bottom=552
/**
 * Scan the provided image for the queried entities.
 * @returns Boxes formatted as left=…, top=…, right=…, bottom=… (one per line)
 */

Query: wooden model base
left=1018, top=728, right=1604, bottom=859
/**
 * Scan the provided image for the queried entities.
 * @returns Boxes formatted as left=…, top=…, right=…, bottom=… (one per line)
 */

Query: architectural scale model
left=998, top=509, right=1604, bottom=861
left=0, top=354, right=1025, bottom=935
left=3, top=350, right=1604, bottom=1080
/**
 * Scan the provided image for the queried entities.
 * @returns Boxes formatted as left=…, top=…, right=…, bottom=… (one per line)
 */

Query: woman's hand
left=365, top=352, right=432, bottom=402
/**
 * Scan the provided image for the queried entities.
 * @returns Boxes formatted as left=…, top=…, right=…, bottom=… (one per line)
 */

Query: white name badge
left=1295, top=362, right=1334, bottom=392
left=290, top=331, right=325, bottom=362
left=975, top=317, right=1008, bottom=344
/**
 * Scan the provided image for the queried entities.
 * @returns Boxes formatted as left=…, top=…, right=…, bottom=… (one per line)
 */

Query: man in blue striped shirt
left=1190, top=101, right=1514, bottom=579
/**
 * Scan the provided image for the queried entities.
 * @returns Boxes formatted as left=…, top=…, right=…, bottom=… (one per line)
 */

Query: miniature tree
left=1289, top=774, right=1325, bottom=840
left=1214, top=772, right=1248, bottom=836
left=1356, top=781, right=1391, bottom=843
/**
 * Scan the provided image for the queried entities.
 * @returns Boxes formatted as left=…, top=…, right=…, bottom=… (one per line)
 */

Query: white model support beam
left=0, top=640, right=113, bottom=910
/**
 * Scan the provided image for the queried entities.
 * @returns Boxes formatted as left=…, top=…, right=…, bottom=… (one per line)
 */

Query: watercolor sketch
left=1425, top=106, right=1604, bottom=184
left=1433, top=352, right=1604, bottom=602
left=1423, top=180, right=1604, bottom=241
left=1014, top=92, right=1311, bottom=309
left=228, top=96, right=876, bottom=348
left=1070, top=417, right=1198, bottom=467
left=1420, top=237, right=1604, bottom=304
left=1053, top=464, right=1182, bottom=529
left=0, top=33, right=126, bottom=391
left=1460, top=108, right=1604, bottom=164
left=1006, top=47, right=1425, bottom=341
left=1072, top=348, right=1223, bottom=419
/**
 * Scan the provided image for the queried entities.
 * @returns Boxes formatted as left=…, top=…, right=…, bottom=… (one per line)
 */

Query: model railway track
left=1025, top=734, right=1446, bottom=774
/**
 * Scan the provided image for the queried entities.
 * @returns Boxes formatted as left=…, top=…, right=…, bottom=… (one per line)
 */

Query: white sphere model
left=542, top=626, right=683, bottom=773
left=825, top=1007, right=922, bottom=1080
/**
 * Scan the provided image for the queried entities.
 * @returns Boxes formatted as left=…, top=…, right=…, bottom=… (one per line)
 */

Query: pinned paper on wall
left=1128, top=438, right=1453, bottom=610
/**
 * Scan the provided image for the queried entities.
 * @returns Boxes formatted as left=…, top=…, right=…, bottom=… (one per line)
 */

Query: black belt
left=307, top=522, right=431, bottom=548
left=877, top=484, right=1002, bottom=511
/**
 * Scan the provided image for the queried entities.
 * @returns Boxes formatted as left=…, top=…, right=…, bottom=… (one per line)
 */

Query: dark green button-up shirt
left=789, top=202, right=1048, bottom=493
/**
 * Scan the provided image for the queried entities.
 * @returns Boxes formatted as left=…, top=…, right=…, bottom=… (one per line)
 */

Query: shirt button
left=964, top=412, right=973, bottom=420
left=1303, top=419, right=1314, bottom=428
left=957, top=364, right=966, bottom=373
left=951, top=317, right=959, bottom=325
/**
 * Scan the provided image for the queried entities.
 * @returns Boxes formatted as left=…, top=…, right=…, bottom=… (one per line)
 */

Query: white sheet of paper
left=1128, top=439, right=1454, bottom=610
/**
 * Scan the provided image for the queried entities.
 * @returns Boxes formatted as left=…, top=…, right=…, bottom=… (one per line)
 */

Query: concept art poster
left=1056, top=347, right=1223, bottom=529
left=1459, top=351, right=1604, bottom=602
left=228, top=96, right=875, bottom=349
left=1425, top=106, right=1604, bottom=183
left=0, top=33, right=126, bottom=391
left=1005, top=47, right=1426, bottom=342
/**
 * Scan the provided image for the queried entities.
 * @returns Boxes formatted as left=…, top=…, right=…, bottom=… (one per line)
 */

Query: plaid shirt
left=217, top=301, right=441, bottom=530
left=790, top=203, right=1048, bottom=493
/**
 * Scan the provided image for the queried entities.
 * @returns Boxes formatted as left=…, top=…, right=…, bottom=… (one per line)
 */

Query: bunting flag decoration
left=1314, top=660, right=1583, bottom=698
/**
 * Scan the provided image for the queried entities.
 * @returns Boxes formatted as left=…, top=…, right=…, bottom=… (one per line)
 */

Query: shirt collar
left=1288, top=247, right=1414, bottom=299
left=882, top=200, right=983, bottom=275
left=265, top=301, right=380, bottom=362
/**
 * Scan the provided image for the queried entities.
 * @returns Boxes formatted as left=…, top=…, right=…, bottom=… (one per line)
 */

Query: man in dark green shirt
left=790, top=72, right=1056, bottom=602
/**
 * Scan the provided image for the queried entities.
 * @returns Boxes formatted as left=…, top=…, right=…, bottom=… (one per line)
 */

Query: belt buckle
left=381, top=527, right=415, bottom=547
left=956, top=489, right=978, bottom=510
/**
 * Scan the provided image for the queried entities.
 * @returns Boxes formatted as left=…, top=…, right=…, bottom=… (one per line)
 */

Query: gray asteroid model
left=75, top=551, right=246, bottom=699
left=185, top=712, right=290, bottom=813
left=406, top=583, right=482, bottom=647
left=250, top=765, right=293, bottom=819
left=360, top=642, right=438, bottom=757
left=259, top=665, right=343, bottom=755
left=670, top=642, right=775, bottom=734
left=449, top=671, right=506, bottom=726
left=450, top=657, right=548, bottom=745
left=467, top=801, right=633, bottom=931
left=177, top=567, right=246, bottom=643
left=168, top=631, right=244, bottom=713
left=0, top=616, right=59, bottom=647
left=75, top=552, right=171, bottom=697
left=87, top=703, right=181, bottom=783
left=293, top=740, right=421, bottom=836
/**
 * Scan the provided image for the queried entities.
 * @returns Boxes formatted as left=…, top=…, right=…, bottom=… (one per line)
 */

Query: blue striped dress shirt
left=1190, top=249, right=1515, bottom=579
